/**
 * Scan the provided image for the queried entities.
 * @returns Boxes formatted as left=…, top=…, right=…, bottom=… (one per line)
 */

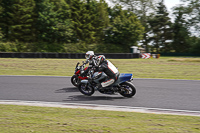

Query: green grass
left=0, top=57, right=200, bottom=80
left=0, top=104, right=200, bottom=133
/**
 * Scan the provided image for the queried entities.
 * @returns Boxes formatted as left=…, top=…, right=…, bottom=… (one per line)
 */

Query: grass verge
left=0, top=57, right=200, bottom=133
left=0, top=57, right=200, bottom=80
left=0, top=104, right=200, bottom=133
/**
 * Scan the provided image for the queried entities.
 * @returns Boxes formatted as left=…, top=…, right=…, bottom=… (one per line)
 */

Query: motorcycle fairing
left=75, top=70, right=81, bottom=74
left=78, top=76, right=88, bottom=80
left=114, top=73, right=132, bottom=85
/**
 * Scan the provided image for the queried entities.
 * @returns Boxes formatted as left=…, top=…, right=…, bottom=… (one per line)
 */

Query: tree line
left=0, top=0, right=199, bottom=54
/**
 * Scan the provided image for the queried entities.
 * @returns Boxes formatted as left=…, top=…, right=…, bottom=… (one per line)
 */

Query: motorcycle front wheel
left=119, top=82, right=136, bottom=98
left=71, top=75, right=79, bottom=87
left=78, top=83, right=94, bottom=96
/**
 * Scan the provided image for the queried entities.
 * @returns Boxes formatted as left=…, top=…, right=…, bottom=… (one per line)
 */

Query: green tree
left=189, top=36, right=200, bottom=53
left=35, top=0, right=72, bottom=43
left=110, top=0, right=157, bottom=52
left=0, top=28, right=3, bottom=40
left=104, top=5, right=144, bottom=52
left=181, top=0, right=200, bottom=37
left=66, top=0, right=89, bottom=43
left=1, top=0, right=36, bottom=42
left=66, top=0, right=109, bottom=44
left=93, top=0, right=109, bottom=42
left=111, top=0, right=156, bottom=16
left=171, top=6, right=191, bottom=53
left=0, top=3, right=4, bottom=40
left=148, top=0, right=173, bottom=53
left=0, top=0, right=11, bottom=40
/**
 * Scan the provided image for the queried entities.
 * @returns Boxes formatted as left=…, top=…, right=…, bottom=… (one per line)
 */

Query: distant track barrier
left=140, top=53, right=151, bottom=59
left=0, top=52, right=140, bottom=59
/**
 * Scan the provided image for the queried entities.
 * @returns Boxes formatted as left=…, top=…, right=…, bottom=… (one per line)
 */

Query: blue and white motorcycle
left=78, top=68, right=136, bottom=98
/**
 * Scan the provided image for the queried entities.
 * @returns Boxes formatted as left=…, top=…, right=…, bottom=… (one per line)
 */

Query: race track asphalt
left=0, top=76, right=200, bottom=112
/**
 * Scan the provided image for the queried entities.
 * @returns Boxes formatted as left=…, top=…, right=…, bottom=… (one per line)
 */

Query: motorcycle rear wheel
left=78, top=83, right=94, bottom=96
left=119, top=82, right=136, bottom=98
left=71, top=75, right=79, bottom=87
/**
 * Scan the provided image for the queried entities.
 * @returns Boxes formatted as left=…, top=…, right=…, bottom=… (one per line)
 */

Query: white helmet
left=85, top=51, right=94, bottom=60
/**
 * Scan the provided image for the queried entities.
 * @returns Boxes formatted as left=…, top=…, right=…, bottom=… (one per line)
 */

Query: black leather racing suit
left=95, top=60, right=119, bottom=88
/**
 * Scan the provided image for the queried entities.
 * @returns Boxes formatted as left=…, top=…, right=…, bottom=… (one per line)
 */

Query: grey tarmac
left=0, top=76, right=200, bottom=116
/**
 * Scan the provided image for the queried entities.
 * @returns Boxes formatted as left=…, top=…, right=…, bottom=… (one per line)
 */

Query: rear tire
left=78, top=83, right=94, bottom=96
left=119, top=82, right=136, bottom=98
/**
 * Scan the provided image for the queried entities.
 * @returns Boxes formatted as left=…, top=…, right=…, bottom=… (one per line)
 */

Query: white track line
left=0, top=100, right=199, bottom=117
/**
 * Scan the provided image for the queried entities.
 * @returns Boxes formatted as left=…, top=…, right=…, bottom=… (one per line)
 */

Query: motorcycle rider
left=81, top=51, right=97, bottom=76
left=92, top=55, right=119, bottom=89
left=85, top=51, right=97, bottom=66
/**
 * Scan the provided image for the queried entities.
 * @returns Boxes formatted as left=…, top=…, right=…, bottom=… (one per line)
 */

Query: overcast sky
left=164, top=0, right=181, bottom=11
left=105, top=0, right=181, bottom=11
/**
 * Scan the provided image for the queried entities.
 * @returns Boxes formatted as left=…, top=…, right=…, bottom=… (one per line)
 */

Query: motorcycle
left=71, top=61, right=88, bottom=87
left=78, top=68, right=136, bottom=98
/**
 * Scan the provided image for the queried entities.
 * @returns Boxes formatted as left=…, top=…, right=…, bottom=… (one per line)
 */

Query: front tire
left=119, top=82, right=136, bottom=98
left=78, top=83, right=94, bottom=96
left=71, top=75, right=79, bottom=87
